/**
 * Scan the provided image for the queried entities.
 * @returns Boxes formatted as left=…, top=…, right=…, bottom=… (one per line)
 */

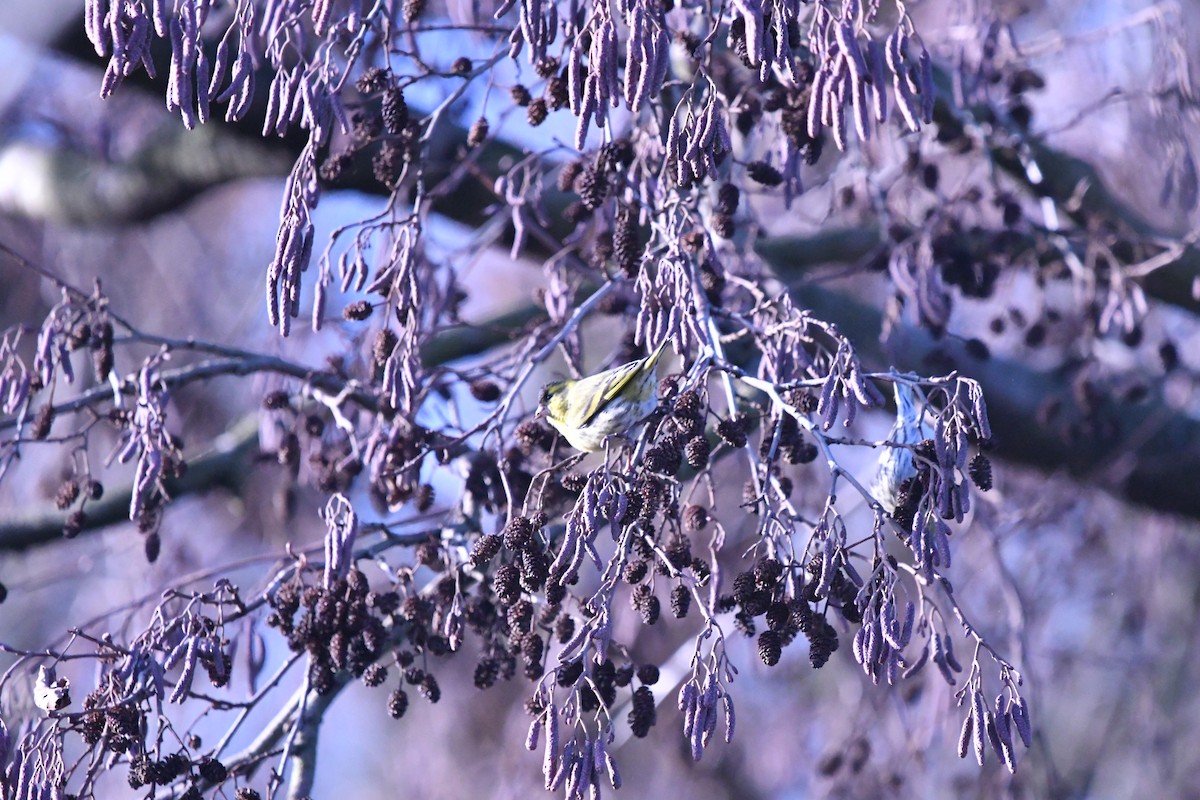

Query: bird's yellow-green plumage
left=538, top=340, right=669, bottom=452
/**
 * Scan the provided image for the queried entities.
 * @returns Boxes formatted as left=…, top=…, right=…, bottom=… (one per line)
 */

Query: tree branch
left=0, top=303, right=540, bottom=550
left=781, top=279, right=1200, bottom=520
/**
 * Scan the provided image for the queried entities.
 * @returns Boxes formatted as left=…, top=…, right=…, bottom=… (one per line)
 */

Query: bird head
left=537, top=380, right=570, bottom=422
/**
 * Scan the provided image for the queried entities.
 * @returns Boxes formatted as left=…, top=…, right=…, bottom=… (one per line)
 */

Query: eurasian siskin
left=537, top=340, right=669, bottom=452
left=871, top=381, right=932, bottom=513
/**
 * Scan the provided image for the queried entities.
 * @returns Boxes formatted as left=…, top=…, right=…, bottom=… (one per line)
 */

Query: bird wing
left=574, top=340, right=668, bottom=428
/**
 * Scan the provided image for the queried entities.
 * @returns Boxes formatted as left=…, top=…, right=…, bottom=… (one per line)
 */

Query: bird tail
left=643, top=339, right=669, bottom=372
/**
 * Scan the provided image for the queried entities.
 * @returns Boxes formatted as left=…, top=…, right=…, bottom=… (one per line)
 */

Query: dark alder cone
left=128, top=756, right=152, bottom=788
left=63, top=510, right=87, bottom=539
left=508, top=599, right=534, bottom=635
left=562, top=201, right=590, bottom=225
left=965, top=338, right=990, bottom=361
left=81, top=711, right=105, bottom=744
left=817, top=751, right=844, bottom=776
left=382, top=88, right=408, bottom=134
left=503, top=516, right=536, bottom=550
left=716, top=182, right=740, bottom=215
left=526, top=98, right=548, bottom=126
left=711, top=213, right=736, bottom=239
left=636, top=663, right=660, bottom=685
left=387, top=687, right=410, bottom=718
left=729, top=95, right=760, bottom=138
left=747, top=160, right=784, bottom=186
left=806, top=617, right=839, bottom=668
left=784, top=440, right=818, bottom=465
left=68, top=322, right=91, bottom=349
left=309, top=656, right=338, bottom=694
left=304, top=414, right=325, bottom=437
left=372, top=141, right=406, bottom=186
left=644, top=442, right=682, bottom=475
left=546, top=75, right=569, bottom=109
left=683, top=503, right=709, bottom=531
left=235, top=789, right=262, bottom=800
left=685, top=435, right=710, bottom=469
left=766, top=601, right=791, bottom=633
left=355, top=65, right=390, bottom=94
left=545, top=580, right=567, bottom=605
left=263, top=390, right=290, bottom=410
left=665, top=535, right=692, bottom=571
left=591, top=231, right=615, bottom=267
left=144, top=532, right=161, bottom=563
left=969, top=453, right=993, bottom=491
left=732, top=571, right=758, bottom=605
left=474, top=658, right=500, bottom=689
left=600, top=138, right=635, bottom=169
left=681, top=229, right=706, bottom=252
left=633, top=585, right=661, bottom=624
left=510, top=84, right=532, bottom=106
left=776, top=475, right=794, bottom=497
left=467, top=116, right=489, bottom=147
left=674, top=411, right=702, bottom=439
left=451, top=57, right=472, bottom=76
left=197, top=756, right=227, bottom=783
left=614, top=206, right=640, bottom=276
left=716, top=417, right=747, bottom=448
left=670, top=584, right=691, bottom=618
left=363, top=664, right=387, bottom=687
left=759, top=630, right=783, bottom=666
left=623, top=559, right=648, bottom=583
left=418, top=673, right=441, bottom=702
left=557, top=659, right=585, bottom=687
left=403, top=0, right=425, bottom=22
left=534, top=57, right=560, bottom=78
left=158, top=753, right=188, bottom=783
left=90, top=320, right=114, bottom=377
left=494, top=563, right=522, bottom=605
left=1010, top=102, right=1033, bottom=130
left=558, top=160, right=584, bottom=191
left=554, top=613, right=576, bottom=644
left=56, top=480, right=80, bottom=510
left=699, top=260, right=726, bottom=303
left=921, top=163, right=940, bottom=190
left=1160, top=340, right=1179, bottom=371
left=514, top=419, right=554, bottom=453
left=628, top=686, right=657, bottom=737
left=674, top=389, right=701, bottom=417
left=614, top=664, right=635, bottom=687
left=576, top=166, right=606, bottom=210
left=343, top=300, right=373, bottom=321
left=560, top=471, right=587, bottom=493
left=1009, top=67, right=1046, bottom=95
left=522, top=633, right=545, bottom=677
left=415, top=483, right=435, bottom=512
left=351, top=108, right=383, bottom=142
left=470, top=380, right=501, bottom=402
left=1002, top=200, right=1022, bottom=227
left=373, top=329, right=398, bottom=365
left=754, top=557, right=784, bottom=588
left=32, top=404, right=54, bottom=440
left=319, top=151, right=352, bottom=181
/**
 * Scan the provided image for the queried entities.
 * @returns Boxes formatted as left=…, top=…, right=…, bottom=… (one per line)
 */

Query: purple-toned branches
left=0, top=0, right=1061, bottom=795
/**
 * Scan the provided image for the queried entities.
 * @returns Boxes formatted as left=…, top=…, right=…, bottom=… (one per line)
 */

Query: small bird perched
left=871, top=380, right=932, bottom=513
left=537, top=340, right=669, bottom=452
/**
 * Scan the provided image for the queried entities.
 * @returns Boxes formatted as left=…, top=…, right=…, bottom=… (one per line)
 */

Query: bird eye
left=539, top=386, right=552, bottom=406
